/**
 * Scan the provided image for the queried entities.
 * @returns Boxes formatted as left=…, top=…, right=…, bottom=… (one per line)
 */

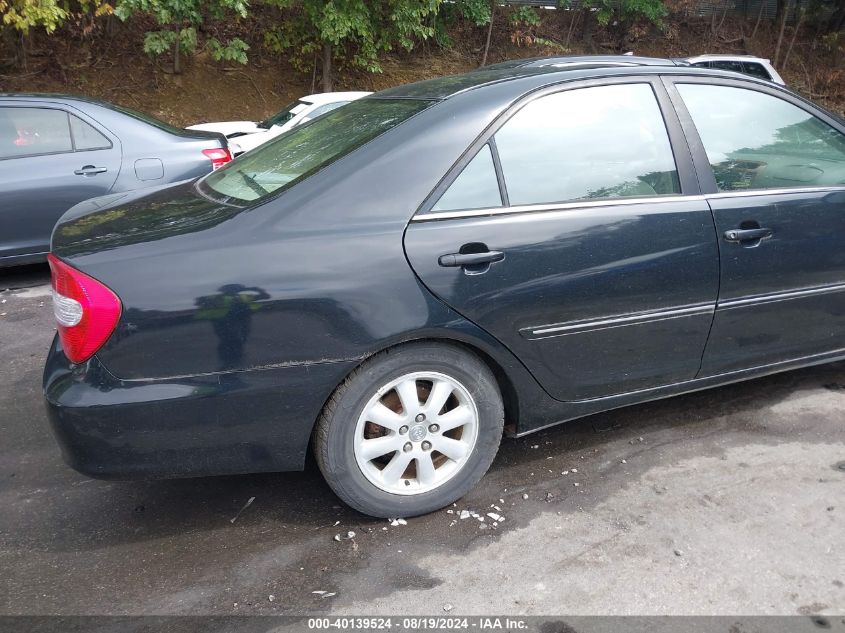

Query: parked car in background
left=682, top=55, right=785, bottom=85
left=480, top=54, right=677, bottom=71
left=0, top=94, right=231, bottom=268
left=187, top=91, right=372, bottom=155
left=484, top=54, right=786, bottom=86
left=44, top=63, right=845, bottom=517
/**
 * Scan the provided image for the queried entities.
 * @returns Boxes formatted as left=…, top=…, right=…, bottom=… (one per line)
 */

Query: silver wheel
left=353, top=371, right=479, bottom=495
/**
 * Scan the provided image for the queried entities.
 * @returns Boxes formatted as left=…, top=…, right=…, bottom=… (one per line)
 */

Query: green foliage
left=264, top=0, right=441, bottom=75
left=584, top=0, right=666, bottom=26
left=509, top=5, right=540, bottom=27
left=116, top=0, right=249, bottom=69
left=456, top=0, right=491, bottom=26
left=208, top=36, right=249, bottom=64
left=1, top=0, right=68, bottom=33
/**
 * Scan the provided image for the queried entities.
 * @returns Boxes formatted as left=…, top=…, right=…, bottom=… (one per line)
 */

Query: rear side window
left=494, top=83, right=681, bottom=205
left=0, top=107, right=72, bottom=158
left=710, top=60, right=745, bottom=74
left=677, top=84, right=845, bottom=191
left=433, top=144, right=502, bottom=212
left=201, top=98, right=430, bottom=204
left=70, top=115, right=111, bottom=150
left=742, top=62, right=772, bottom=80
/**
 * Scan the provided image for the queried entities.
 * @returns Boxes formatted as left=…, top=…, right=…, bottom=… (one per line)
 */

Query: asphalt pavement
left=1, top=265, right=843, bottom=616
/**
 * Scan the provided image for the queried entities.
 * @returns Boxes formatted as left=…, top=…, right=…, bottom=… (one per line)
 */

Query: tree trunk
left=173, top=36, right=182, bottom=74
left=1, top=27, right=26, bottom=70
left=322, top=42, right=332, bottom=92
left=775, top=0, right=786, bottom=23
left=310, top=53, right=317, bottom=93
left=783, top=8, right=804, bottom=69
left=480, top=0, right=495, bottom=67
left=773, top=0, right=790, bottom=68
left=751, top=0, right=766, bottom=39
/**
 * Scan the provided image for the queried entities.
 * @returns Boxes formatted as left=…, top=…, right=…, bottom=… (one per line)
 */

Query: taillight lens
left=202, top=147, right=232, bottom=170
left=48, top=254, right=122, bottom=364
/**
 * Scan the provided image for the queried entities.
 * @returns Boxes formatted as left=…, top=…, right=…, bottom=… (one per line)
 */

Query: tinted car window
left=710, top=60, right=745, bottom=74
left=494, top=83, right=680, bottom=205
left=678, top=84, right=845, bottom=191
left=259, top=100, right=309, bottom=129
left=70, top=115, right=111, bottom=150
left=433, top=144, right=502, bottom=212
left=742, top=62, right=772, bottom=80
left=201, top=99, right=430, bottom=203
left=0, top=107, right=72, bottom=158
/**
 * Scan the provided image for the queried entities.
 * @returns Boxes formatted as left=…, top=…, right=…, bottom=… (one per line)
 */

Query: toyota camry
left=44, top=61, right=845, bottom=517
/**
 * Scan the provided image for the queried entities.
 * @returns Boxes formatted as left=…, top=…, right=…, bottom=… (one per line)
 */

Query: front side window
left=200, top=98, right=430, bottom=204
left=432, top=144, right=502, bottom=212
left=493, top=83, right=681, bottom=206
left=677, top=84, right=845, bottom=191
left=0, top=107, right=72, bottom=158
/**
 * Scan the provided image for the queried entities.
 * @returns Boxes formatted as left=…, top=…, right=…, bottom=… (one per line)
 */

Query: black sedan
left=0, top=94, right=232, bottom=267
left=43, top=64, right=845, bottom=517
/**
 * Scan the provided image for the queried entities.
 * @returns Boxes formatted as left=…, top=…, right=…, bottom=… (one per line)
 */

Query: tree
left=1, top=0, right=67, bottom=66
left=264, top=0, right=441, bottom=92
left=1, top=0, right=67, bottom=33
left=114, top=0, right=250, bottom=73
left=585, top=0, right=667, bottom=28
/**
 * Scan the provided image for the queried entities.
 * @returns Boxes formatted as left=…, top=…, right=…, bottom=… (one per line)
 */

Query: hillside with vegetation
left=1, top=0, right=843, bottom=126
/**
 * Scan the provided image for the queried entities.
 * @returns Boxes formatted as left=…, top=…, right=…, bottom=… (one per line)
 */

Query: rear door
left=405, top=78, right=720, bottom=401
left=0, top=102, right=120, bottom=261
left=665, top=78, right=845, bottom=375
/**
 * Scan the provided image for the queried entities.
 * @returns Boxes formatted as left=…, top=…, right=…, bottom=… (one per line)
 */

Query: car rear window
left=199, top=98, right=431, bottom=204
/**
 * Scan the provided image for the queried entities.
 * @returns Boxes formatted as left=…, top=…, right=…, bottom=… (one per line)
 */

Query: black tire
left=314, top=341, right=504, bottom=518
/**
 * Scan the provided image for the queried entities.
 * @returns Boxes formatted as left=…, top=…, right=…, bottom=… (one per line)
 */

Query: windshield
left=258, top=100, right=310, bottom=129
left=200, top=98, right=431, bottom=204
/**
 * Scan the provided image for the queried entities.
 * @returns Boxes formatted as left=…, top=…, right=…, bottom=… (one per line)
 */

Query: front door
left=0, top=104, right=120, bottom=261
left=667, top=79, right=845, bottom=375
left=405, top=79, right=720, bottom=401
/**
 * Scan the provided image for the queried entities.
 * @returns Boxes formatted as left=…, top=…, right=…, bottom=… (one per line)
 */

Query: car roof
left=0, top=93, right=114, bottom=107
left=371, top=63, right=776, bottom=101
left=481, top=54, right=679, bottom=71
left=684, top=54, right=771, bottom=63
left=300, top=91, right=373, bottom=105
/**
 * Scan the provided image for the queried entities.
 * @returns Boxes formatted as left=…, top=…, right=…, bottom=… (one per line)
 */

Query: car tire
left=314, top=342, right=504, bottom=518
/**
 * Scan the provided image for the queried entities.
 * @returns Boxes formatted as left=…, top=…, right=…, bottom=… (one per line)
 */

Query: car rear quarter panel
left=56, top=85, right=535, bottom=381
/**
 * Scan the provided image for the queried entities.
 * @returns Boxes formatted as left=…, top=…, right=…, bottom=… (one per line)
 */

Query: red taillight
left=48, top=254, right=122, bottom=364
left=202, top=147, right=232, bottom=170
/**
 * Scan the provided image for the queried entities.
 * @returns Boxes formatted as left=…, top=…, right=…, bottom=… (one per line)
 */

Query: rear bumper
left=43, top=336, right=356, bottom=480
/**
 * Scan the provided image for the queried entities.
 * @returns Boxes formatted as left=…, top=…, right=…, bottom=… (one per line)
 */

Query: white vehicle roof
left=685, top=54, right=771, bottom=63
left=300, top=91, right=372, bottom=105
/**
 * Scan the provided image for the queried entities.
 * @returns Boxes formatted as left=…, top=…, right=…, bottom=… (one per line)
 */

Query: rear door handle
left=723, top=228, right=773, bottom=243
left=438, top=251, right=504, bottom=267
left=74, top=165, right=108, bottom=176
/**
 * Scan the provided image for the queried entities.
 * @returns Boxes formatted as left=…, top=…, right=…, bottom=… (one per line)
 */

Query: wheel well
left=308, top=337, right=520, bottom=459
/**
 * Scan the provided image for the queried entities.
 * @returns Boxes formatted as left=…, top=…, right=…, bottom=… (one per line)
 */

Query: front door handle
left=438, top=250, right=504, bottom=267
left=74, top=165, right=108, bottom=176
left=724, top=227, right=773, bottom=243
